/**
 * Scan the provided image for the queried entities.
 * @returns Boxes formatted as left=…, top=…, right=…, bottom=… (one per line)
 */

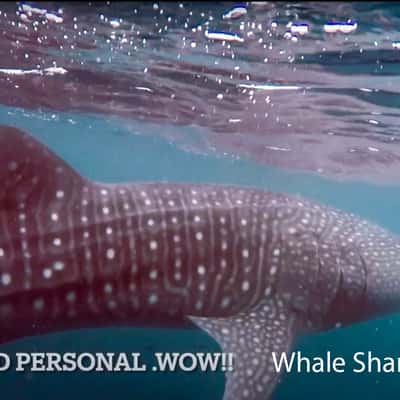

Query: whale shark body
left=0, top=125, right=399, bottom=399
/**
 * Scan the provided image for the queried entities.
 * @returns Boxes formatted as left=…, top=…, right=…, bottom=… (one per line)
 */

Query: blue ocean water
left=0, top=2, right=400, bottom=399
left=0, top=106, right=399, bottom=399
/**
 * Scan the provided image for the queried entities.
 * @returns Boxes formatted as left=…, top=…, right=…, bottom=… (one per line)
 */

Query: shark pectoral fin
left=189, top=298, right=297, bottom=400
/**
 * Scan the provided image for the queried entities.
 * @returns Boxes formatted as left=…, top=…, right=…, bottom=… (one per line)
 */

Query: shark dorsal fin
left=0, top=125, right=86, bottom=209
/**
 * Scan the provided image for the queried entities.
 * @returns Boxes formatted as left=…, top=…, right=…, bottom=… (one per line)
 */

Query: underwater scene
left=0, top=1, right=400, bottom=399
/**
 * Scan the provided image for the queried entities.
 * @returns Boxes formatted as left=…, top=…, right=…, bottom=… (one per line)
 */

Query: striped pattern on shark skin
left=1, top=125, right=400, bottom=399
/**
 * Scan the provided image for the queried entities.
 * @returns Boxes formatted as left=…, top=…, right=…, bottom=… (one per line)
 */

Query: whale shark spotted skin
left=1, top=125, right=400, bottom=399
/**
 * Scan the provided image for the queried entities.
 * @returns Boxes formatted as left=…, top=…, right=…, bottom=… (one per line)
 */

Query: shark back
left=0, top=125, right=85, bottom=209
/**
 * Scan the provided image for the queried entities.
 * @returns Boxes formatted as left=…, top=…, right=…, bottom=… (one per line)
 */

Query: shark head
left=0, top=124, right=399, bottom=400
left=267, top=201, right=400, bottom=334
left=323, top=220, right=400, bottom=328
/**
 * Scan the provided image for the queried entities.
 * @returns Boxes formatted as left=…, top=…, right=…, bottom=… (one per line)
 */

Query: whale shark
left=0, top=125, right=399, bottom=399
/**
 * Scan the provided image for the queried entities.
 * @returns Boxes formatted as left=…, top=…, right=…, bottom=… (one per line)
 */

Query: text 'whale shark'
left=0, top=125, right=399, bottom=399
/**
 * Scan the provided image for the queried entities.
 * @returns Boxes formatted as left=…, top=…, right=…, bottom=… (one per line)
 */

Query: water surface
left=0, top=2, right=400, bottom=399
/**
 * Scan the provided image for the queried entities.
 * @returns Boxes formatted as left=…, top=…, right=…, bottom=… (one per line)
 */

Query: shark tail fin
left=189, top=298, right=297, bottom=400
left=0, top=125, right=87, bottom=209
